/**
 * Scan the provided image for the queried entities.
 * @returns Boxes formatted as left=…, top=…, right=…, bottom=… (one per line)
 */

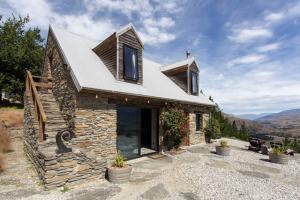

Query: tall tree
left=239, top=121, right=249, bottom=140
left=232, top=120, right=238, bottom=137
left=0, top=15, right=44, bottom=101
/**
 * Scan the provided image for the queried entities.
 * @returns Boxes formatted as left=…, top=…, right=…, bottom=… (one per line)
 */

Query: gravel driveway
left=0, top=137, right=299, bottom=200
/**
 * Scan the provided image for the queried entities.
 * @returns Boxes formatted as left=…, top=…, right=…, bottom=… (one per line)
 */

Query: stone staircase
left=37, top=89, right=68, bottom=144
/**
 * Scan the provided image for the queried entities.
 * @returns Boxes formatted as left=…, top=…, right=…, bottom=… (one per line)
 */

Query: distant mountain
left=237, top=113, right=273, bottom=120
left=256, top=109, right=300, bottom=122
left=228, top=109, right=300, bottom=139
left=224, top=114, right=278, bottom=135
left=255, top=109, right=300, bottom=138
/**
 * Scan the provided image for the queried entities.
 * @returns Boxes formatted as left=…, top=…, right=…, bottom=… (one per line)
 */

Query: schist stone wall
left=22, top=30, right=117, bottom=189
left=23, top=92, right=106, bottom=190
left=45, top=33, right=77, bottom=130
left=47, top=30, right=118, bottom=159
left=188, top=107, right=210, bottom=145
left=72, top=93, right=117, bottom=160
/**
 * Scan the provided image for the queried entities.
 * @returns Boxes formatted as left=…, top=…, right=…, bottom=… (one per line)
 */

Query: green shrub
left=271, top=147, right=285, bottom=155
left=114, top=151, right=125, bottom=168
left=220, top=140, right=229, bottom=147
left=160, top=105, right=188, bottom=150
left=204, top=118, right=221, bottom=142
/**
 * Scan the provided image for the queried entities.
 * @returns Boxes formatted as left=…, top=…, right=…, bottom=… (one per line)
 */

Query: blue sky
left=1, top=0, right=300, bottom=115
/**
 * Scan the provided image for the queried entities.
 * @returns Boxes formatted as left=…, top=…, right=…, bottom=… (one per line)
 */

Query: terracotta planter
left=216, top=146, right=230, bottom=156
left=107, top=165, right=132, bottom=184
left=269, top=153, right=289, bottom=164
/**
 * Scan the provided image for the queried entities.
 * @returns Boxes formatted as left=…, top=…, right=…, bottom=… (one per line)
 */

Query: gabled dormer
left=161, top=57, right=199, bottom=95
left=93, top=23, right=144, bottom=84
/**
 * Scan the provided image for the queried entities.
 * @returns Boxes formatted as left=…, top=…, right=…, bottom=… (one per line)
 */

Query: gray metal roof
left=50, top=25, right=215, bottom=106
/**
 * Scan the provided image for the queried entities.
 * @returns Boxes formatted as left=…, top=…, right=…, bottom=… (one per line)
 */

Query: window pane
left=191, top=72, right=198, bottom=94
left=117, top=106, right=140, bottom=159
left=124, top=46, right=138, bottom=80
left=196, top=113, right=202, bottom=131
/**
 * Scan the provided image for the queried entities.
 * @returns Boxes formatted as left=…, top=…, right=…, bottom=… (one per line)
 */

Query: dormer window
left=123, top=45, right=138, bottom=81
left=190, top=71, right=198, bottom=95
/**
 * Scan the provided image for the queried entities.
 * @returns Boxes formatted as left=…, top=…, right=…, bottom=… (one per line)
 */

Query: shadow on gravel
left=67, top=186, right=121, bottom=200
left=180, top=192, right=200, bottom=200
left=238, top=170, right=270, bottom=179
left=187, top=147, right=210, bottom=154
left=209, top=151, right=217, bottom=155
left=259, top=158, right=272, bottom=163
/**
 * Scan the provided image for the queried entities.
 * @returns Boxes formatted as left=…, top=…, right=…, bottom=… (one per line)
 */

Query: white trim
left=116, top=23, right=144, bottom=48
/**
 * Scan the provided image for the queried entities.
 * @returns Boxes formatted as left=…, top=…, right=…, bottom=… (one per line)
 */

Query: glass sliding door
left=117, top=106, right=141, bottom=159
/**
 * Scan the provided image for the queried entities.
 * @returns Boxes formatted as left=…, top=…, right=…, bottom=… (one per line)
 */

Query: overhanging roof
left=49, top=25, right=215, bottom=106
left=160, top=57, right=199, bottom=73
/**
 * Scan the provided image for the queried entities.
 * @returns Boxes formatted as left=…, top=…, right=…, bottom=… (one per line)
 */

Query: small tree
left=204, top=118, right=221, bottom=143
left=232, top=121, right=238, bottom=137
left=160, top=105, right=188, bottom=150
left=238, top=121, right=249, bottom=141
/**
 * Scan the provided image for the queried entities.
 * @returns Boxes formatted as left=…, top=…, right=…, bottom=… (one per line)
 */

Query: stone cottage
left=23, top=23, right=215, bottom=189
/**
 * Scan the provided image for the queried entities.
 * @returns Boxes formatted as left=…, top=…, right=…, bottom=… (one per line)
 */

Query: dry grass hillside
left=0, top=107, right=23, bottom=128
left=225, top=114, right=278, bottom=134
left=0, top=107, right=23, bottom=172
left=226, top=109, right=300, bottom=139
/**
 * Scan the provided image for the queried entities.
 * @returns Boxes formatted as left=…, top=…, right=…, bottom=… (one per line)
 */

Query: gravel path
left=112, top=139, right=300, bottom=200
left=1, top=136, right=299, bottom=200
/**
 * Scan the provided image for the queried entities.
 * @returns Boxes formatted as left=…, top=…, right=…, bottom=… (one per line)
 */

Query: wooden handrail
left=32, top=75, right=52, bottom=81
left=26, top=70, right=47, bottom=142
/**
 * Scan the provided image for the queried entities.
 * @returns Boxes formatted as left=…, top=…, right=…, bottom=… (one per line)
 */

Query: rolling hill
left=228, top=109, right=300, bottom=139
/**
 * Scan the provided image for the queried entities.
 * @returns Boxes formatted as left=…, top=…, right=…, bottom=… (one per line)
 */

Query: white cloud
left=140, top=16, right=176, bottom=44
left=82, top=0, right=179, bottom=45
left=202, top=55, right=300, bottom=114
left=264, top=2, right=300, bottom=25
left=257, top=43, right=280, bottom=52
left=144, top=17, right=175, bottom=28
left=3, top=0, right=179, bottom=45
left=4, top=0, right=117, bottom=41
left=265, top=12, right=284, bottom=22
left=228, top=27, right=272, bottom=43
left=227, top=54, right=267, bottom=67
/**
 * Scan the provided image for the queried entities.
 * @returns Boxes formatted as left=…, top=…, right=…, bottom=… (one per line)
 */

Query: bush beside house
left=160, top=105, right=188, bottom=150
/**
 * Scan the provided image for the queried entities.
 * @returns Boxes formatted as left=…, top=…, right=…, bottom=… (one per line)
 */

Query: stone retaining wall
left=23, top=93, right=107, bottom=190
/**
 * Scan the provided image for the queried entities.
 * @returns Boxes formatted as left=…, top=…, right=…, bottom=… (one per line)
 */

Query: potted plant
left=269, top=147, right=289, bottom=164
left=107, top=152, right=132, bottom=184
left=216, top=139, right=230, bottom=156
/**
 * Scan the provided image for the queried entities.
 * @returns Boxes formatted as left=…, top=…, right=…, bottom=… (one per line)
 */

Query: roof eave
left=80, top=86, right=215, bottom=107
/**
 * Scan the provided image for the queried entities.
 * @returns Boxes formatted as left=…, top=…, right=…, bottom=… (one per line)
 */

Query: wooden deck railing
left=25, top=70, right=52, bottom=142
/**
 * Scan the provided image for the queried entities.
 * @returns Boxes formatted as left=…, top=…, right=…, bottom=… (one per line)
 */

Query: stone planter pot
left=107, top=165, right=132, bottom=184
left=216, top=146, right=230, bottom=156
left=269, top=153, right=289, bottom=164
left=261, top=145, right=269, bottom=155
